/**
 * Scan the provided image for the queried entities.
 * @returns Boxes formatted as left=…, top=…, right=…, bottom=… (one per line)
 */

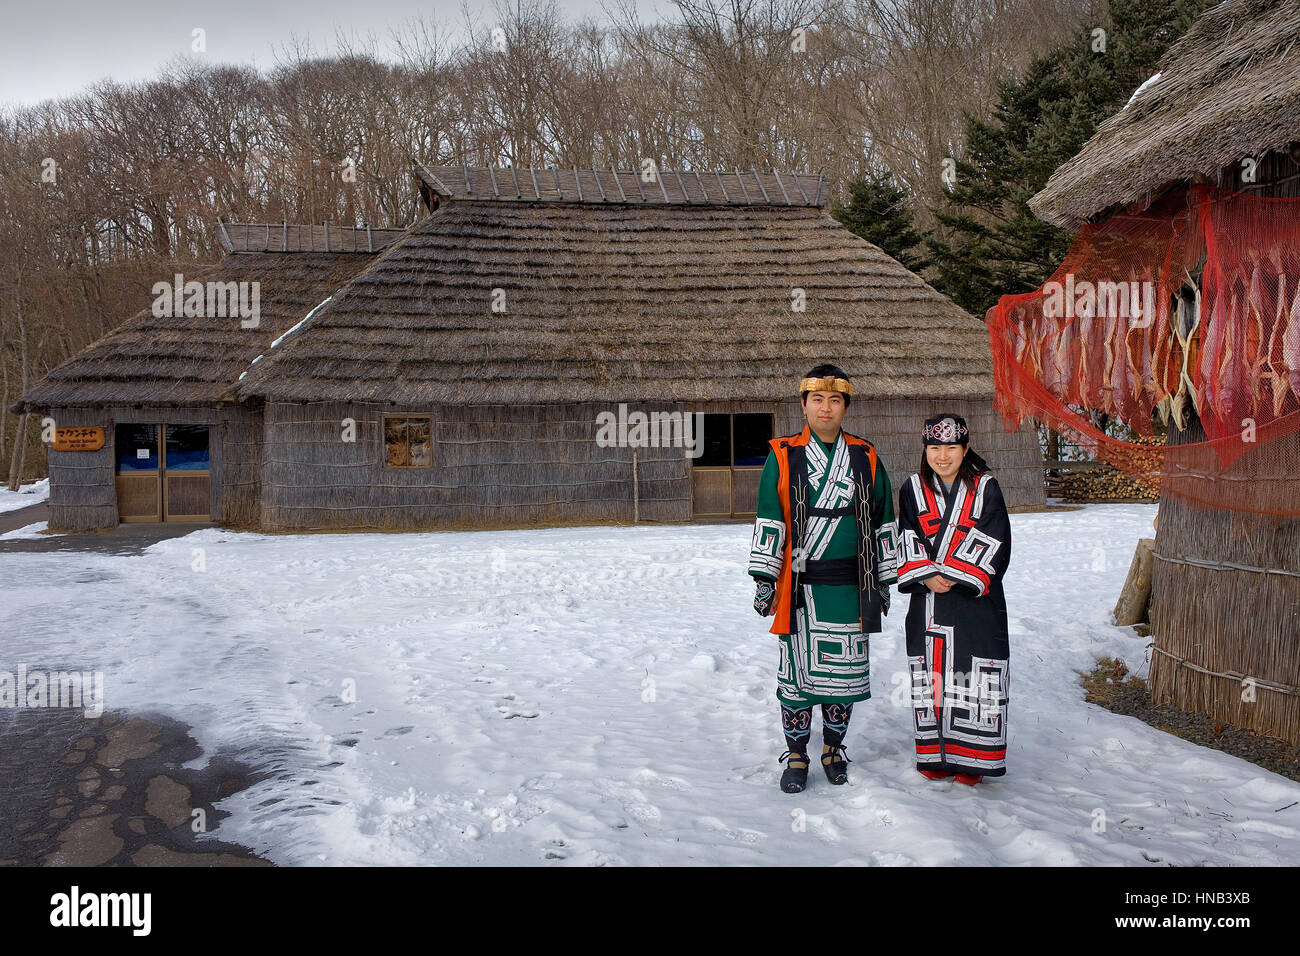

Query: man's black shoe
left=778, top=751, right=809, bottom=793
left=821, top=745, right=850, bottom=785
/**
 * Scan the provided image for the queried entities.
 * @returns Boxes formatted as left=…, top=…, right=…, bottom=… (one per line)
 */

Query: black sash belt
left=807, top=504, right=854, bottom=517
left=799, top=557, right=858, bottom=585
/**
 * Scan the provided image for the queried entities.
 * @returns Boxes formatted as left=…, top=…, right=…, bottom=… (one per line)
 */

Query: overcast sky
left=1, top=0, right=650, bottom=109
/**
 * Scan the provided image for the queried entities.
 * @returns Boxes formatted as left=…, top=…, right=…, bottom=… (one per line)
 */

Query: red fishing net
left=987, top=184, right=1300, bottom=515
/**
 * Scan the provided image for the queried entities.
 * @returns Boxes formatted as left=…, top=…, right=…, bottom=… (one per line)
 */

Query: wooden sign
left=52, top=426, right=105, bottom=452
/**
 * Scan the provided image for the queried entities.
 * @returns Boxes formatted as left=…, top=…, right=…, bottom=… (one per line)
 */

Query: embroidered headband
left=799, top=376, right=854, bottom=397
left=923, top=415, right=969, bottom=445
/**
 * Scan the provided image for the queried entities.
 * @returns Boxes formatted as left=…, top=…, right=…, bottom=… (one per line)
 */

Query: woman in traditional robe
left=895, top=414, right=1012, bottom=784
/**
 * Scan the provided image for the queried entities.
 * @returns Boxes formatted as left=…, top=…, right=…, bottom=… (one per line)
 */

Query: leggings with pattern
left=781, top=701, right=853, bottom=753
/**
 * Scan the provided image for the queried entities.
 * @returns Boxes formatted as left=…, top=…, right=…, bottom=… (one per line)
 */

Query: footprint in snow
left=498, top=695, right=540, bottom=719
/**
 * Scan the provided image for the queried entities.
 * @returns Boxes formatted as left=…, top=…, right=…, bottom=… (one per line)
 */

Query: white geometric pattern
left=747, top=517, right=785, bottom=578
left=949, top=526, right=1001, bottom=590
left=945, top=656, right=1009, bottom=745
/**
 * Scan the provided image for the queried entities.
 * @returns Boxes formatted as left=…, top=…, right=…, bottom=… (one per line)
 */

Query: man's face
left=803, top=390, right=847, bottom=435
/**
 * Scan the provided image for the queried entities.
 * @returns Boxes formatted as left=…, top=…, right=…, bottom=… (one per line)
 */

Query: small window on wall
left=115, top=424, right=158, bottom=472
left=697, top=414, right=732, bottom=466
left=384, top=415, right=433, bottom=468
left=694, top=414, right=774, bottom=467
left=165, top=424, right=210, bottom=470
left=732, top=414, right=773, bottom=466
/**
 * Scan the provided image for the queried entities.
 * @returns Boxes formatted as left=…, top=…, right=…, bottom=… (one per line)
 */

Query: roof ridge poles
left=788, top=170, right=810, bottom=205
left=770, top=168, right=793, bottom=204
left=674, top=168, right=691, bottom=203
left=693, top=169, right=708, bottom=201
left=216, top=217, right=234, bottom=252
left=714, top=170, right=731, bottom=203
left=735, top=167, right=754, bottom=205
left=750, top=167, right=772, bottom=203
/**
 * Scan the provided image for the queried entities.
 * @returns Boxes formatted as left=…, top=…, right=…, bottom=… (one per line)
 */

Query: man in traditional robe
left=895, top=414, right=1012, bottom=783
left=747, top=364, right=899, bottom=793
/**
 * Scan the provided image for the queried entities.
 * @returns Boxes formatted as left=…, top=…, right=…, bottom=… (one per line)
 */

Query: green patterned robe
left=748, top=430, right=898, bottom=706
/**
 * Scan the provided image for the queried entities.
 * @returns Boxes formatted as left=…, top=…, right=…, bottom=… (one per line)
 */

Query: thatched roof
left=1030, top=0, right=1300, bottom=228
left=415, top=163, right=830, bottom=207
left=16, top=251, right=387, bottom=411
left=224, top=183, right=994, bottom=405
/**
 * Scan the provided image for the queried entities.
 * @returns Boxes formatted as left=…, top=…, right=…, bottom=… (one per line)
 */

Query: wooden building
left=18, top=165, right=1044, bottom=532
left=1028, top=0, right=1300, bottom=742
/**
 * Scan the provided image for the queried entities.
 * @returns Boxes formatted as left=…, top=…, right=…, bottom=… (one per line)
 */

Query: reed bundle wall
left=259, top=400, right=694, bottom=530
left=1150, top=414, right=1300, bottom=743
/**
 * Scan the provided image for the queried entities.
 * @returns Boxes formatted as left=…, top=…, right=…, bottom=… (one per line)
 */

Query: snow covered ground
left=0, top=478, right=48, bottom=514
left=2, top=503, right=1297, bottom=866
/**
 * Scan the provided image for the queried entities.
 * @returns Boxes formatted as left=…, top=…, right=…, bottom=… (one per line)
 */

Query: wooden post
left=1113, top=537, right=1156, bottom=625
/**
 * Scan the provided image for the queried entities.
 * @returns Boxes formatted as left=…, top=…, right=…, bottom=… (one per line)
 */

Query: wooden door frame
left=115, top=423, right=212, bottom=523
left=691, top=413, right=770, bottom=519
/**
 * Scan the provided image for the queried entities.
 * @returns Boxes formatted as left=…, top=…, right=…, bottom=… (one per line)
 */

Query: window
left=115, top=424, right=158, bottom=472
left=165, top=424, right=210, bottom=471
left=693, top=413, right=774, bottom=467
left=732, top=414, right=774, bottom=466
left=384, top=415, right=433, bottom=468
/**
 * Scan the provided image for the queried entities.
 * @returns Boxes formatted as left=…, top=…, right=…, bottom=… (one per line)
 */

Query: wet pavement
left=0, top=501, right=215, bottom=555
left=0, top=708, right=273, bottom=867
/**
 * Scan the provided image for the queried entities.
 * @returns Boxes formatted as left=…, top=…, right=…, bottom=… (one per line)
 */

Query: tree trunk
left=7, top=413, right=28, bottom=491
left=7, top=264, right=30, bottom=491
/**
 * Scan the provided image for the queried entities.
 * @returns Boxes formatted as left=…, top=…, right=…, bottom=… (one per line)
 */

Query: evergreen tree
left=926, top=0, right=1215, bottom=318
left=832, top=170, right=930, bottom=272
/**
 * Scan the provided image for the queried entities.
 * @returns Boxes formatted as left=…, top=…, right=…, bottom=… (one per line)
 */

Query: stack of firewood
left=1058, top=465, right=1159, bottom=502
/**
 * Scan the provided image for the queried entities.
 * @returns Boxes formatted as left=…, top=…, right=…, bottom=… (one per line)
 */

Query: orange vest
left=766, top=425, right=878, bottom=635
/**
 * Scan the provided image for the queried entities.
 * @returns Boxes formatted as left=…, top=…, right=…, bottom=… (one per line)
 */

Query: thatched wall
left=260, top=400, right=693, bottom=530
left=1150, top=412, right=1300, bottom=743
left=40, top=403, right=258, bottom=532
left=258, top=395, right=1043, bottom=531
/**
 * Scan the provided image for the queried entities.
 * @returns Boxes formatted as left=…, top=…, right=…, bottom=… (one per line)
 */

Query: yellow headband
left=799, top=376, right=853, bottom=397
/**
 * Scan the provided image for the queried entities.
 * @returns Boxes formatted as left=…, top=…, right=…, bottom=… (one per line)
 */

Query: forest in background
left=0, top=0, right=1212, bottom=482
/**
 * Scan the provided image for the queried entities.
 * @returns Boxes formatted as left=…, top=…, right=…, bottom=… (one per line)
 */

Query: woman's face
left=926, top=442, right=966, bottom=482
